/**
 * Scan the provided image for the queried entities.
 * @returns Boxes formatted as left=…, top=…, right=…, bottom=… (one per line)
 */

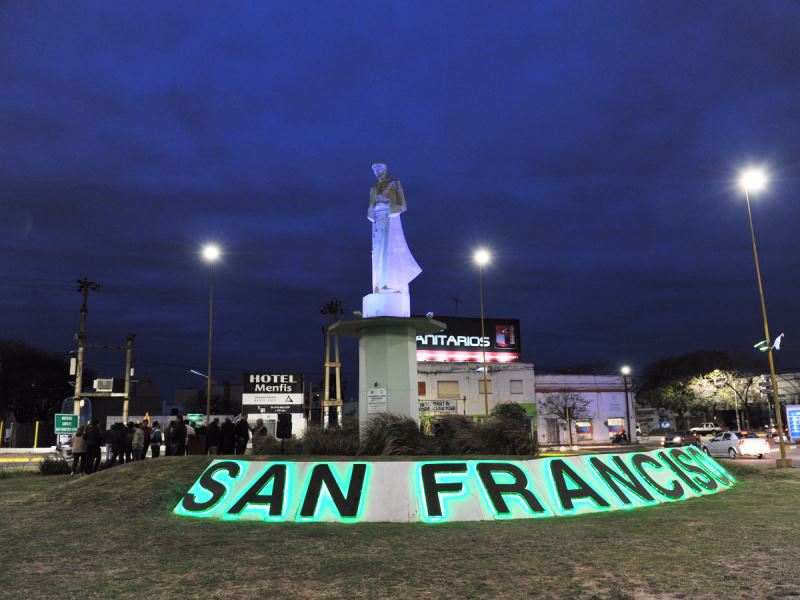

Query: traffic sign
left=54, top=414, right=79, bottom=434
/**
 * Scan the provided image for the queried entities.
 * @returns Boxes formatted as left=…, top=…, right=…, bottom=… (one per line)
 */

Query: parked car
left=690, top=424, right=722, bottom=438
left=661, top=432, right=699, bottom=448
left=702, top=431, right=770, bottom=459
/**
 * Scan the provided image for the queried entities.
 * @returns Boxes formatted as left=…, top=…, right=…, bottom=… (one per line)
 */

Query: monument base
left=328, top=316, right=446, bottom=438
left=362, top=292, right=410, bottom=318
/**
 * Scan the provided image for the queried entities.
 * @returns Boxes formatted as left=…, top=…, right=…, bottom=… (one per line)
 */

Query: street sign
left=419, top=399, right=458, bottom=414
left=54, top=414, right=79, bottom=434
left=367, top=388, right=388, bottom=413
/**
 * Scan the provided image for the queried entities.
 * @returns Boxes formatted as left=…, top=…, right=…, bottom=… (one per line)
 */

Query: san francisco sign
left=174, top=447, right=734, bottom=524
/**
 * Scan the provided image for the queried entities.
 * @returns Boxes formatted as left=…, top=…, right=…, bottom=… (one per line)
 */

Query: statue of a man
left=368, top=163, right=421, bottom=294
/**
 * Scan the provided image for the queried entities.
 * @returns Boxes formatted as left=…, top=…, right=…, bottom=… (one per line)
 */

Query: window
left=437, top=380, right=460, bottom=399
left=478, top=379, right=493, bottom=394
left=418, top=381, right=426, bottom=397
left=510, top=380, right=523, bottom=394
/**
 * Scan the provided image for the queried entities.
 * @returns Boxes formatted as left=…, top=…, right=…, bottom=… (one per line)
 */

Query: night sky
left=2, top=2, right=799, bottom=402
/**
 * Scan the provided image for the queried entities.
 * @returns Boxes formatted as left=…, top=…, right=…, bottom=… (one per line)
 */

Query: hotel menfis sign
left=174, top=447, right=734, bottom=524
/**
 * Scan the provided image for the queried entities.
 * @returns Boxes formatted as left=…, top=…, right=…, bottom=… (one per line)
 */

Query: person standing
left=235, top=414, right=250, bottom=455
left=108, top=422, right=126, bottom=466
left=132, top=423, right=145, bottom=460
left=185, top=421, right=196, bottom=454
left=124, top=422, right=134, bottom=463
left=164, top=420, right=174, bottom=456
left=149, top=421, right=162, bottom=458
left=102, top=422, right=112, bottom=465
left=251, top=418, right=270, bottom=455
left=70, top=426, right=86, bottom=477
left=170, top=416, right=187, bottom=456
left=83, top=420, right=101, bottom=474
left=141, top=419, right=152, bottom=460
left=220, top=418, right=236, bottom=455
left=91, top=422, right=105, bottom=472
left=206, top=418, right=221, bottom=455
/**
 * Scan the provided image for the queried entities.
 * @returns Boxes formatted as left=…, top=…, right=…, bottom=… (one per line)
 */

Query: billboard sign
left=415, top=316, right=521, bottom=363
left=243, top=373, right=303, bottom=414
left=787, top=404, right=800, bottom=442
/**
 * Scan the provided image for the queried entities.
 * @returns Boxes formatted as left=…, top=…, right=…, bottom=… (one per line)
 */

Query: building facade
left=535, top=374, right=637, bottom=445
left=416, top=362, right=536, bottom=419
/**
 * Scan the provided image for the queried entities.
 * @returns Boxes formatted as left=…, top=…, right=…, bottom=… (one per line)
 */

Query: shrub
left=358, top=414, right=432, bottom=456
left=0, top=467, right=26, bottom=479
left=491, top=402, right=528, bottom=423
left=480, top=418, right=538, bottom=455
left=430, top=415, right=475, bottom=454
left=250, top=435, right=302, bottom=455
left=440, top=416, right=538, bottom=456
left=39, top=457, right=71, bottom=476
left=301, top=421, right=359, bottom=456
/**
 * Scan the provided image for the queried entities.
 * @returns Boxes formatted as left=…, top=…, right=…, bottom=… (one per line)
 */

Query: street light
left=738, top=168, right=791, bottom=467
left=474, top=248, right=491, bottom=416
left=621, top=365, right=632, bottom=443
left=201, top=244, right=221, bottom=424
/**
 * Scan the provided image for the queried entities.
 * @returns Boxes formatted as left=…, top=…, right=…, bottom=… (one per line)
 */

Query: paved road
left=723, top=443, right=800, bottom=467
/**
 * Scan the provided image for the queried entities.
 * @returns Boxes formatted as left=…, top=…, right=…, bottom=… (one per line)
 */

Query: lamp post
left=738, top=169, right=791, bottom=468
left=621, top=365, right=632, bottom=443
left=202, top=244, right=221, bottom=424
left=474, top=248, right=491, bottom=416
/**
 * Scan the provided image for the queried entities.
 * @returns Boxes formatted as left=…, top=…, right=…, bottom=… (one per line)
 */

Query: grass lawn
left=0, top=456, right=798, bottom=600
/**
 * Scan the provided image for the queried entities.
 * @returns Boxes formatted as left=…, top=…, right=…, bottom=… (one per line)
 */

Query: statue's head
left=371, top=163, right=388, bottom=181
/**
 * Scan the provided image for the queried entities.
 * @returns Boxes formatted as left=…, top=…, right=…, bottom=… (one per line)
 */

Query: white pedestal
left=328, top=316, right=446, bottom=439
left=362, top=292, right=411, bottom=318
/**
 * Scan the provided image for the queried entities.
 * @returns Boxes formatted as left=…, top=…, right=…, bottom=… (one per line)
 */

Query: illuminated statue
left=363, top=163, right=421, bottom=317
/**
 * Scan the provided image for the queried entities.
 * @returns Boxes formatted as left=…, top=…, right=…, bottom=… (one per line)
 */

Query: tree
left=0, top=339, right=80, bottom=422
left=638, top=350, right=763, bottom=429
left=693, top=368, right=759, bottom=430
left=491, top=401, right=527, bottom=423
left=539, top=391, right=591, bottom=445
left=320, top=298, right=344, bottom=323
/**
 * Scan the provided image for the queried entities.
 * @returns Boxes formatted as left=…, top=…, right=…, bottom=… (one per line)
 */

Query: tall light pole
left=202, top=244, right=221, bottom=424
left=738, top=168, right=791, bottom=468
left=621, top=365, right=632, bottom=443
left=474, top=248, right=491, bottom=417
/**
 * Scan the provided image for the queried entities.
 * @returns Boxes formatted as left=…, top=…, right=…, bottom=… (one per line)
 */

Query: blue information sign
left=786, top=404, right=800, bottom=442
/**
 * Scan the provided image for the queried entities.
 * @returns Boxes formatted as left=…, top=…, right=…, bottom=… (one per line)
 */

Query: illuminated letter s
left=180, top=461, right=241, bottom=513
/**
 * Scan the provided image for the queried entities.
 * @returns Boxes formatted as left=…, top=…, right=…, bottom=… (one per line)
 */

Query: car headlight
left=672, top=436, right=681, bottom=443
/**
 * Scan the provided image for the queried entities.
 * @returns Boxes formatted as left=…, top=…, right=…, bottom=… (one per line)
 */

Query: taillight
left=739, top=440, right=745, bottom=446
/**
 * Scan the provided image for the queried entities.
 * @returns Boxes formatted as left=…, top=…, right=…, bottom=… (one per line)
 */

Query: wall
left=417, top=362, right=536, bottom=417
left=536, top=374, right=637, bottom=445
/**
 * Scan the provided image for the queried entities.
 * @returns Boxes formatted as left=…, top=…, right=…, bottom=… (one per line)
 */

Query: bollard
left=34, top=421, right=39, bottom=448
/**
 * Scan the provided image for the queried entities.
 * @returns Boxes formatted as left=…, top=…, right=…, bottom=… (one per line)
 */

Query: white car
left=703, top=431, right=770, bottom=459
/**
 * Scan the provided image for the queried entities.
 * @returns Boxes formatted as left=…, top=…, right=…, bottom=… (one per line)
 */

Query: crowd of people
left=68, top=413, right=272, bottom=476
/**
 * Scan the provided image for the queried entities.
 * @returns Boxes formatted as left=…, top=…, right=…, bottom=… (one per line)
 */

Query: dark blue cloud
left=1, top=1, right=799, bottom=398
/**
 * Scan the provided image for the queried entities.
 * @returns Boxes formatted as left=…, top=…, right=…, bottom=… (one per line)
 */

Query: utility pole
left=622, top=373, right=636, bottom=444
left=122, top=333, right=135, bottom=422
left=566, top=406, right=573, bottom=446
left=321, top=299, right=343, bottom=427
left=73, top=278, right=100, bottom=417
